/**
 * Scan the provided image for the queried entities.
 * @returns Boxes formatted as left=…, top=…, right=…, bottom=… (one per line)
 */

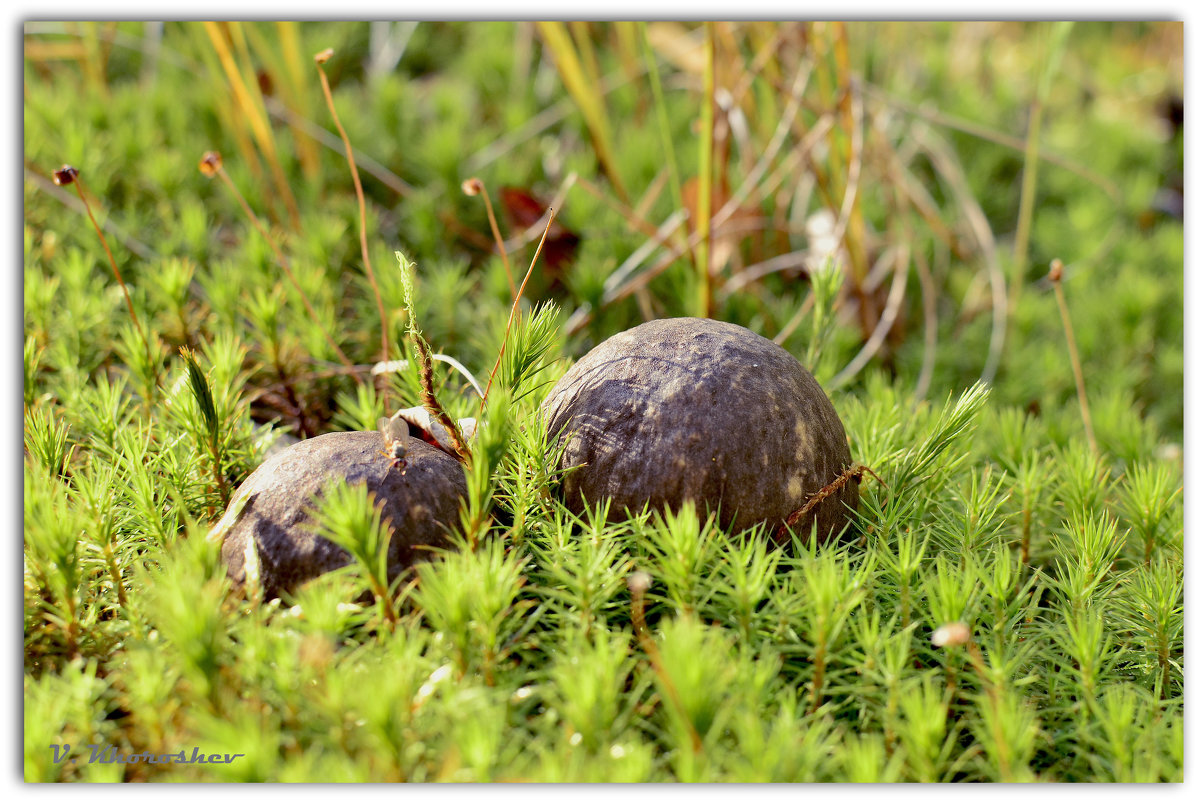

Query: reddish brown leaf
left=499, top=186, right=581, bottom=280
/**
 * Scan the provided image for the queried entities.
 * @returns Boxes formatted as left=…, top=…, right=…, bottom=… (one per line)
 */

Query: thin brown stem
left=629, top=574, right=702, bottom=754
left=203, top=153, right=358, bottom=376
left=27, top=162, right=158, bottom=260
left=54, top=166, right=158, bottom=404
left=480, top=207, right=556, bottom=414
left=315, top=51, right=391, bottom=410
left=1049, top=259, right=1098, bottom=454
left=462, top=177, right=516, bottom=299
left=695, top=22, right=715, bottom=318
left=70, top=178, right=142, bottom=336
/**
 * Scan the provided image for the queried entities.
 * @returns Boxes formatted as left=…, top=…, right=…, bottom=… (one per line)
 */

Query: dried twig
left=830, top=240, right=911, bottom=389
left=914, top=123, right=1007, bottom=386
left=782, top=462, right=884, bottom=534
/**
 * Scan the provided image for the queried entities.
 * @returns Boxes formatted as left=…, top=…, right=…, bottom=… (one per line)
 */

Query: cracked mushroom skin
left=213, top=430, right=466, bottom=598
left=541, top=318, right=857, bottom=543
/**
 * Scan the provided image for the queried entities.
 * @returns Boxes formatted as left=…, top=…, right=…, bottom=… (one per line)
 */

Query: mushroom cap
left=541, top=317, right=857, bottom=542
left=215, top=430, right=466, bottom=598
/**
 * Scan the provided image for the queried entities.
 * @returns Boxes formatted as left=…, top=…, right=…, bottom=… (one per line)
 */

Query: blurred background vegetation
left=24, top=21, right=1182, bottom=450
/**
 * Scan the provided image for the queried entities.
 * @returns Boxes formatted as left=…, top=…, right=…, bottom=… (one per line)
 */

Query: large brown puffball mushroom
left=212, top=430, right=466, bottom=599
left=541, top=317, right=857, bottom=543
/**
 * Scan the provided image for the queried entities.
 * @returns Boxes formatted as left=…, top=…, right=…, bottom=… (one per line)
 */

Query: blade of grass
left=1010, top=22, right=1074, bottom=312
left=695, top=22, right=716, bottom=318
left=243, top=21, right=322, bottom=185
left=228, top=21, right=302, bottom=228
left=535, top=21, right=629, bottom=203
left=202, top=21, right=300, bottom=230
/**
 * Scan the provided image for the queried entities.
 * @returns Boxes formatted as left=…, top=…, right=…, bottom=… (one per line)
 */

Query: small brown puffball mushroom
left=541, top=317, right=857, bottom=543
left=212, top=430, right=466, bottom=599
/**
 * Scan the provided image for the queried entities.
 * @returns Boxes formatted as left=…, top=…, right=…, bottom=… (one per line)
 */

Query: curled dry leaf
left=499, top=186, right=580, bottom=281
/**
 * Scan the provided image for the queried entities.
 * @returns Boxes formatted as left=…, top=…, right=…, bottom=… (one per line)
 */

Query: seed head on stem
left=198, top=150, right=358, bottom=377
left=1048, top=258, right=1097, bottom=454
left=54, top=163, right=157, bottom=401
left=53, top=164, right=144, bottom=339
left=462, top=176, right=516, bottom=300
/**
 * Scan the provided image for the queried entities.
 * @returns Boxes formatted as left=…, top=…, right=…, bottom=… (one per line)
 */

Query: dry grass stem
left=1049, top=259, right=1098, bottom=454
left=462, top=177, right=516, bottom=299
left=912, top=246, right=939, bottom=401
left=480, top=207, right=557, bottom=413
left=202, top=152, right=357, bottom=376
left=859, top=81, right=1119, bottom=201
left=315, top=50, right=392, bottom=408
left=830, top=241, right=911, bottom=389
left=913, top=124, right=1007, bottom=385
left=54, top=167, right=144, bottom=340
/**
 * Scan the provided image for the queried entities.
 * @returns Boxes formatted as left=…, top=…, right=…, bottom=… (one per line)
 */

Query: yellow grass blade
left=695, top=22, right=715, bottom=318
left=202, top=21, right=300, bottom=230
left=536, top=21, right=629, bottom=203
